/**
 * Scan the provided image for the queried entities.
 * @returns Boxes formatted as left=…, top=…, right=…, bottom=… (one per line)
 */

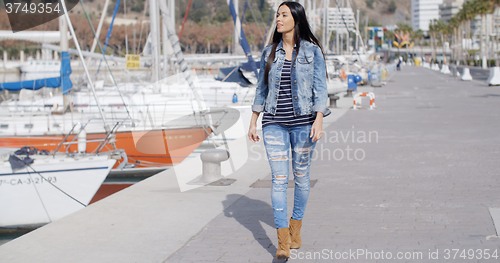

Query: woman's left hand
left=310, top=118, right=323, bottom=142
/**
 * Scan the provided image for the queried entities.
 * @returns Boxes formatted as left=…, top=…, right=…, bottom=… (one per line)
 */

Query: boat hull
left=0, top=155, right=116, bottom=227
left=0, top=127, right=210, bottom=168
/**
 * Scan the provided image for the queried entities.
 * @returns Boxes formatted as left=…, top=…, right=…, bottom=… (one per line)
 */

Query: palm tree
left=480, top=0, right=500, bottom=67
left=456, top=7, right=467, bottom=64
left=473, top=0, right=490, bottom=67
left=385, top=29, right=395, bottom=62
left=462, top=0, right=475, bottom=61
left=436, top=20, right=450, bottom=64
left=492, top=0, right=500, bottom=66
left=452, top=0, right=480, bottom=65
left=412, top=29, right=425, bottom=63
left=429, top=19, right=438, bottom=63
left=396, top=23, right=413, bottom=62
left=449, top=17, right=459, bottom=63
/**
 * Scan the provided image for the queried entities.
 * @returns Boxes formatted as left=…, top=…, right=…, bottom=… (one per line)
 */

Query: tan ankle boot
left=289, top=218, right=302, bottom=249
left=276, top=227, right=291, bottom=259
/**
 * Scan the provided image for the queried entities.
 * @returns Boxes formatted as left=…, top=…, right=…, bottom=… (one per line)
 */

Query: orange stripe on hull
left=0, top=127, right=211, bottom=168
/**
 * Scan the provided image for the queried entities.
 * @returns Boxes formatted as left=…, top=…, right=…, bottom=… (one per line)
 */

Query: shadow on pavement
left=223, top=194, right=287, bottom=262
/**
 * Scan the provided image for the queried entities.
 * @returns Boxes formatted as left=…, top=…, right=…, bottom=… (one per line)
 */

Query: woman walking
left=247, top=1, right=330, bottom=260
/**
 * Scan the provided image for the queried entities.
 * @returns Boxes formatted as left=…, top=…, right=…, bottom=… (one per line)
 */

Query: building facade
left=439, top=0, right=465, bottom=22
left=411, top=0, right=444, bottom=31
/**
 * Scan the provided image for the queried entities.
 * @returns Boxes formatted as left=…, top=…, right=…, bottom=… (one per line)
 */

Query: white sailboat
left=19, top=60, right=60, bottom=73
left=0, top=148, right=119, bottom=227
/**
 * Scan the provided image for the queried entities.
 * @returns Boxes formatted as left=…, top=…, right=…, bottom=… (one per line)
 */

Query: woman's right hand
left=248, top=124, right=260, bottom=143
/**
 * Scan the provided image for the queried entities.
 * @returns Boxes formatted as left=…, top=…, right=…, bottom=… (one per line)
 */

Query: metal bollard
left=328, top=95, right=339, bottom=108
left=199, top=149, right=230, bottom=183
left=344, top=88, right=355, bottom=97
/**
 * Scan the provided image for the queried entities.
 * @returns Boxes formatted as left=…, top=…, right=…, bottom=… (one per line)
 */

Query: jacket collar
left=275, top=39, right=300, bottom=52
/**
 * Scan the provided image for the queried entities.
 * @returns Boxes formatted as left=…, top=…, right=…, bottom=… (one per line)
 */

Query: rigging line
left=78, top=0, right=133, bottom=122
left=26, top=170, right=53, bottom=223
left=96, top=0, right=122, bottom=75
left=248, top=2, right=265, bottom=41
left=251, top=0, right=266, bottom=25
left=333, top=0, right=363, bottom=62
left=179, top=0, right=193, bottom=40
left=26, top=163, right=86, bottom=207
left=240, top=0, right=249, bottom=23
left=347, top=0, right=367, bottom=57
left=124, top=0, right=128, bottom=55
left=137, top=0, right=149, bottom=55
left=262, top=5, right=274, bottom=51
left=240, top=0, right=266, bottom=49
left=221, top=66, right=239, bottom=82
left=61, top=1, right=108, bottom=126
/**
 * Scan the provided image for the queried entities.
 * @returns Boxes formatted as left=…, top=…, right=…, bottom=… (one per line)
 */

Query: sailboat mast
left=162, top=0, right=176, bottom=79
left=233, top=0, right=239, bottom=54
left=149, top=0, right=161, bottom=84
left=60, top=0, right=108, bottom=127
left=162, top=16, right=168, bottom=79
left=169, top=0, right=175, bottom=26
left=59, top=16, right=72, bottom=112
left=87, top=0, right=111, bottom=66
left=311, top=0, right=318, bottom=35
left=264, top=0, right=278, bottom=48
left=158, top=0, right=206, bottom=111
left=323, top=0, right=328, bottom=50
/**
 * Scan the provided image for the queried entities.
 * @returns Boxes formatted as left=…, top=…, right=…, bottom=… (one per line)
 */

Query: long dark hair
left=264, top=1, right=325, bottom=85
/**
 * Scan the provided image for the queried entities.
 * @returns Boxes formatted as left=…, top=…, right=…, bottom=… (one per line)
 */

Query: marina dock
left=1, top=65, right=500, bottom=262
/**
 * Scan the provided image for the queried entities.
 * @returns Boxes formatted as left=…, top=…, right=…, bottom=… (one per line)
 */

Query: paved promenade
left=167, top=66, right=500, bottom=262
left=1, top=65, right=499, bottom=262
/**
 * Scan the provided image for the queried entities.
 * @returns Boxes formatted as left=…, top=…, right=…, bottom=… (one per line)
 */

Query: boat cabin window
left=53, top=123, right=61, bottom=128
left=0, top=124, right=8, bottom=129
left=24, top=124, right=33, bottom=129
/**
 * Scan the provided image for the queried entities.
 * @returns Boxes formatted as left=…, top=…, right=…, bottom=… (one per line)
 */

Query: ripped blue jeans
left=263, top=124, right=317, bottom=229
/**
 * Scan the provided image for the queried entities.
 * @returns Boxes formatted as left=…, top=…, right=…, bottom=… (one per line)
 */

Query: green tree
left=365, top=0, right=374, bottom=9
left=435, top=20, right=450, bottom=63
left=107, top=0, right=125, bottom=15
left=214, top=9, right=231, bottom=23
left=190, top=9, right=207, bottom=24
left=412, top=29, right=425, bottom=61
left=131, top=1, right=144, bottom=13
left=388, top=1, right=397, bottom=13
left=396, top=23, right=413, bottom=61
left=472, top=0, right=493, bottom=65
left=428, top=19, right=438, bottom=62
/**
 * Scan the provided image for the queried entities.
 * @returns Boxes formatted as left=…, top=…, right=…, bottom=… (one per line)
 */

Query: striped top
left=262, top=59, right=315, bottom=128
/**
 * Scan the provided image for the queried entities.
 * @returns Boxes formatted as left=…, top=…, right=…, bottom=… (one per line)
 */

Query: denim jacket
left=252, top=39, right=331, bottom=118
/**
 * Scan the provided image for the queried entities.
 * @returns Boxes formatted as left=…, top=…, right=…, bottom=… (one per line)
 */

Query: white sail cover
left=0, top=30, right=69, bottom=43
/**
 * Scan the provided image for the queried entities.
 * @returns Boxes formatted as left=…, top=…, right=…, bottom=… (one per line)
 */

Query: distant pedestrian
left=247, top=1, right=330, bottom=260
left=397, top=58, right=401, bottom=71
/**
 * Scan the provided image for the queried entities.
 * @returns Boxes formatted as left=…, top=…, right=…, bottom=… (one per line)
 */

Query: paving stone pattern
left=165, top=67, right=500, bottom=263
